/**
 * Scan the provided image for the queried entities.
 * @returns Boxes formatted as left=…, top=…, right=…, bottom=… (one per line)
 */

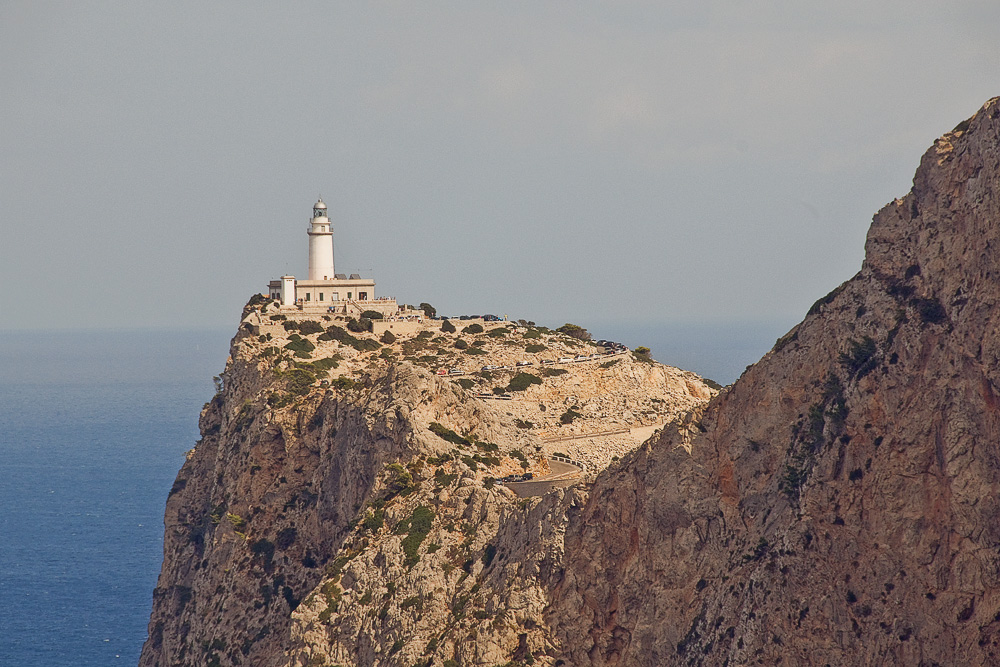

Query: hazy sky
left=2, top=2, right=997, bottom=334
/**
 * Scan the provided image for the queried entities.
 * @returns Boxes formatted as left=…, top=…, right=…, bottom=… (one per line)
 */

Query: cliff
left=549, top=97, right=1000, bottom=665
left=140, top=315, right=712, bottom=666
left=143, top=97, right=1000, bottom=667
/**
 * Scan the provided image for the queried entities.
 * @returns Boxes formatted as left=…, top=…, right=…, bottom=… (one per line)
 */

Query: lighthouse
left=307, top=198, right=335, bottom=280
left=268, top=197, right=405, bottom=319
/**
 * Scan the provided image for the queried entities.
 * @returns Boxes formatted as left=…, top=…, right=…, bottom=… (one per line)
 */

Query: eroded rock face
left=144, top=98, right=1000, bottom=667
left=140, top=305, right=711, bottom=666
left=549, top=98, right=1000, bottom=665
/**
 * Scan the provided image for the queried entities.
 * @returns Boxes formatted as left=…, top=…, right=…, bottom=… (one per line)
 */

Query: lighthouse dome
left=312, top=198, right=328, bottom=219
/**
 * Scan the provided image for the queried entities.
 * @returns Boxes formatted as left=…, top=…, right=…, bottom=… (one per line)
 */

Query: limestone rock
left=548, top=97, right=1000, bottom=666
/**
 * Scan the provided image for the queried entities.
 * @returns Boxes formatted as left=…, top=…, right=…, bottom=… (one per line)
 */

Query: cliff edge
left=549, top=97, right=1000, bottom=665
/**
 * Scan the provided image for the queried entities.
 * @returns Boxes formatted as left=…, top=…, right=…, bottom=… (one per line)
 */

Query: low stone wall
left=372, top=319, right=426, bottom=336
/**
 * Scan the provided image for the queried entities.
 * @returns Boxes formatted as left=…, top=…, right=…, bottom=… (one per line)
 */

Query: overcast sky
left=2, top=2, right=997, bottom=336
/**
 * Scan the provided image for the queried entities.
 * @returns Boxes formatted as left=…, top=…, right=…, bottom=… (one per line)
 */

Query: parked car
left=436, top=369, right=448, bottom=375
left=449, top=368, right=463, bottom=375
left=516, top=360, right=532, bottom=367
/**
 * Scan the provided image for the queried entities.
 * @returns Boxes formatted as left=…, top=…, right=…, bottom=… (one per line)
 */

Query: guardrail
left=475, top=393, right=513, bottom=400
left=440, top=348, right=629, bottom=378
left=549, top=454, right=587, bottom=472
left=541, top=428, right=630, bottom=444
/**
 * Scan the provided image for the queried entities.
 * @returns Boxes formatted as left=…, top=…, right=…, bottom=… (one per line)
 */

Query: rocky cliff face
left=549, top=97, right=1000, bottom=665
left=140, top=312, right=712, bottom=666
left=144, top=98, right=1000, bottom=667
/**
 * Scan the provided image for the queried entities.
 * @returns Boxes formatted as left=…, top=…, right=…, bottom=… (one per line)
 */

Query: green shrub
left=247, top=293, right=270, bottom=307
left=426, top=452, right=453, bottom=465
left=360, top=310, right=383, bottom=320
left=525, top=343, right=546, bottom=353
left=321, top=325, right=380, bottom=352
left=347, top=317, right=373, bottom=333
left=556, top=323, right=591, bottom=341
left=462, top=323, right=484, bottom=334
left=560, top=408, right=583, bottom=424
left=542, top=367, right=567, bottom=377
left=598, top=359, right=618, bottom=369
left=267, top=392, right=293, bottom=409
left=457, top=378, right=475, bottom=390
left=284, top=337, right=316, bottom=354
left=434, top=469, right=458, bottom=488
left=384, top=463, right=414, bottom=497
left=282, top=320, right=300, bottom=331
left=311, top=356, right=341, bottom=371
left=633, top=350, right=653, bottom=364
left=362, top=508, right=385, bottom=532
left=702, top=377, right=723, bottom=391
left=330, top=376, right=357, bottom=391
left=282, top=368, right=317, bottom=396
left=420, top=302, right=437, bottom=318
left=399, top=505, right=435, bottom=567
left=487, top=327, right=509, bottom=338
left=523, top=328, right=542, bottom=339
left=464, top=347, right=487, bottom=355
left=380, top=330, right=396, bottom=344
left=507, top=372, right=542, bottom=392
left=515, top=419, right=534, bottom=429
left=441, top=319, right=456, bottom=333
left=454, top=338, right=469, bottom=350
left=839, top=336, right=878, bottom=379
left=400, top=595, right=423, bottom=610
left=429, top=422, right=471, bottom=446
left=773, top=330, right=799, bottom=353
left=298, top=320, right=324, bottom=335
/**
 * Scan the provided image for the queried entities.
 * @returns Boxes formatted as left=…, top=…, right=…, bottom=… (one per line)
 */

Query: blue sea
left=0, top=329, right=232, bottom=666
left=0, top=322, right=781, bottom=665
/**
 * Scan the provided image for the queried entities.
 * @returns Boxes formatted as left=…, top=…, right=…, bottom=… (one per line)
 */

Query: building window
left=347, top=292, right=352, bottom=299
left=306, top=293, right=311, bottom=301
left=331, top=292, right=339, bottom=301
left=319, top=293, right=324, bottom=301
left=359, top=292, right=368, bottom=300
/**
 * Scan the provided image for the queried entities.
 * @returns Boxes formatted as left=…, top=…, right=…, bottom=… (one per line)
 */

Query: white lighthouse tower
left=307, top=198, right=335, bottom=280
left=268, top=197, right=406, bottom=320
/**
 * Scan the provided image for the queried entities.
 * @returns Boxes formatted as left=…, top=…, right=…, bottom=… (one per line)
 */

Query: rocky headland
left=143, top=97, right=1000, bottom=666
left=140, top=312, right=713, bottom=666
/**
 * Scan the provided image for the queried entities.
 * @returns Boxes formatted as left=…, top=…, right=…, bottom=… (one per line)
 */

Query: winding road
left=504, top=460, right=584, bottom=498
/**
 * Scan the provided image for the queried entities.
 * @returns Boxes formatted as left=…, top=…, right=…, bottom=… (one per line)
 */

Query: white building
left=268, top=199, right=399, bottom=317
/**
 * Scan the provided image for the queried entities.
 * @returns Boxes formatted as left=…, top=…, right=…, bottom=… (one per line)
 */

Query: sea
left=0, top=321, right=785, bottom=665
left=0, top=329, right=232, bottom=666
